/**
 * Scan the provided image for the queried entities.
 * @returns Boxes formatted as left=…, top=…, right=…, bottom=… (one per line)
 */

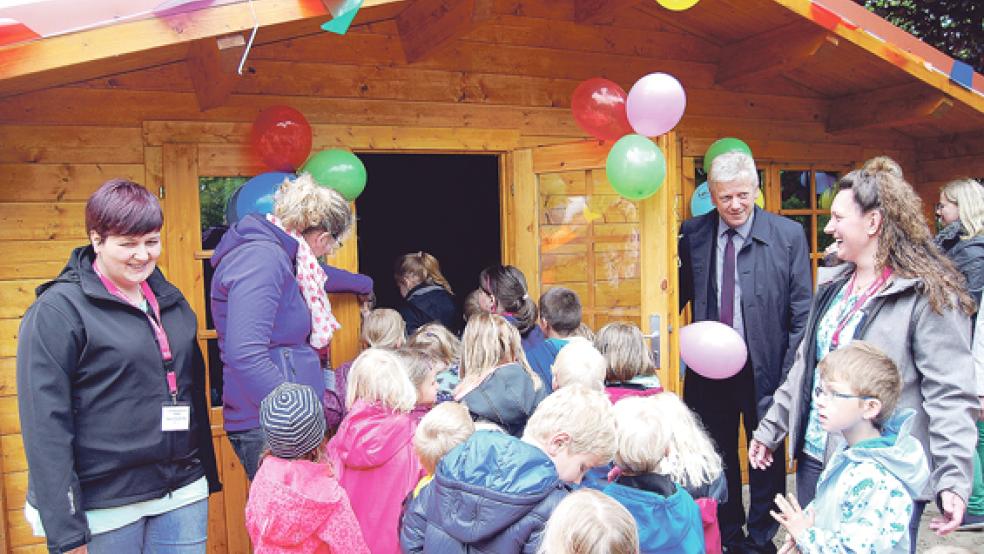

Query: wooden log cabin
left=0, top=0, right=982, bottom=551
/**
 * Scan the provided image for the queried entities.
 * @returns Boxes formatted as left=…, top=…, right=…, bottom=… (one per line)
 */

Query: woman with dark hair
left=477, top=265, right=543, bottom=349
left=17, top=179, right=220, bottom=553
left=748, top=160, right=978, bottom=549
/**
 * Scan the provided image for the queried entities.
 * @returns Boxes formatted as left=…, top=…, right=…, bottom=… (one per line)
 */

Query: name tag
left=162, top=403, right=191, bottom=432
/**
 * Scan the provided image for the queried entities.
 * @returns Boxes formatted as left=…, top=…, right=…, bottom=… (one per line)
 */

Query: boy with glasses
left=771, top=341, right=929, bottom=553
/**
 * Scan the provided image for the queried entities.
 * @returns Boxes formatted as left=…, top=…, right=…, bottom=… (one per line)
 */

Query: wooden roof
left=0, top=0, right=981, bottom=138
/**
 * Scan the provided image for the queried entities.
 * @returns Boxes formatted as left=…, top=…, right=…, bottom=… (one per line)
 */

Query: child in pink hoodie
left=328, top=348, right=425, bottom=554
left=246, top=383, right=369, bottom=554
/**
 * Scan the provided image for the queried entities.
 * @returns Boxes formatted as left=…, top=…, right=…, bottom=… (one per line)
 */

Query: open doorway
left=355, top=153, right=502, bottom=329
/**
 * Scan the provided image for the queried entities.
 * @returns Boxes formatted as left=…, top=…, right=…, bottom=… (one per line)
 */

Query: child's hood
left=247, top=457, right=351, bottom=546
left=841, top=409, right=930, bottom=499
left=329, top=399, right=416, bottom=469
left=603, top=481, right=704, bottom=552
left=430, top=430, right=564, bottom=543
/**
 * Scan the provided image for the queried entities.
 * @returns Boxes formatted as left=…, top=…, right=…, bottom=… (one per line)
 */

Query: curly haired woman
left=747, top=159, right=978, bottom=551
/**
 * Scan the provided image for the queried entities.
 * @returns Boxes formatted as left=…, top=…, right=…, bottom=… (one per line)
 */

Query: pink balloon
left=678, top=321, right=747, bottom=379
left=626, top=72, right=686, bottom=137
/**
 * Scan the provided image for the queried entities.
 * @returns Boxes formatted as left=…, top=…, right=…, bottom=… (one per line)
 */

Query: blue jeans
left=227, top=427, right=266, bottom=480
left=87, top=499, right=208, bottom=553
left=795, top=454, right=824, bottom=507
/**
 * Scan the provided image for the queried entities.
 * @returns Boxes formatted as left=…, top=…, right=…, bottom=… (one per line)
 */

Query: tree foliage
left=855, top=0, right=983, bottom=74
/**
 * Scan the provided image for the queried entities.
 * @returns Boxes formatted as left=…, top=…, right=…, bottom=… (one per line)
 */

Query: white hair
left=552, top=337, right=606, bottom=391
left=537, top=489, right=640, bottom=554
left=650, top=392, right=723, bottom=488
left=708, top=150, right=758, bottom=189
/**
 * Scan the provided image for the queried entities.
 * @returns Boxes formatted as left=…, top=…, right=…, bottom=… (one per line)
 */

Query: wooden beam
left=716, top=22, right=839, bottom=88
left=186, top=34, right=246, bottom=111
left=827, top=82, right=954, bottom=133
left=574, top=0, right=642, bottom=24
left=395, top=0, right=493, bottom=63
left=0, top=0, right=403, bottom=98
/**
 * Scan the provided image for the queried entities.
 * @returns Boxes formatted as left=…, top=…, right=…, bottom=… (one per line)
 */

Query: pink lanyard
left=92, top=261, right=178, bottom=399
left=830, top=266, right=892, bottom=349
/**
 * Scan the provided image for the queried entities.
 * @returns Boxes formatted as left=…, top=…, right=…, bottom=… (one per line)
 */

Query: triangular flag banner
left=321, top=0, right=362, bottom=35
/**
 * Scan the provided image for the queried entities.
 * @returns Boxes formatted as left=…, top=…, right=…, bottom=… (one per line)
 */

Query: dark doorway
left=355, top=153, right=501, bottom=321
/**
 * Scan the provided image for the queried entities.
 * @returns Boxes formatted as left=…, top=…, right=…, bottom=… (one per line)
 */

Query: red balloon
left=250, top=106, right=313, bottom=172
left=571, top=78, right=633, bottom=141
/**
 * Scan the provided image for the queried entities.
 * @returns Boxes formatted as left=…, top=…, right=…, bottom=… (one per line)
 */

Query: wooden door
left=505, top=136, right=682, bottom=393
left=159, top=144, right=362, bottom=553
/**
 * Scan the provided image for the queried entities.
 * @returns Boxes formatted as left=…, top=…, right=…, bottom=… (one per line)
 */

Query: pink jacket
left=328, top=400, right=425, bottom=554
left=605, top=385, right=663, bottom=404
left=245, top=457, right=369, bottom=554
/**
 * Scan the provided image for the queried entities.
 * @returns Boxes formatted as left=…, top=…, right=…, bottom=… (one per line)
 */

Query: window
left=778, top=168, right=841, bottom=277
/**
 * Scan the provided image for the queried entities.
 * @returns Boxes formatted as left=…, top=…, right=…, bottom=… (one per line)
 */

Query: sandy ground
left=743, top=477, right=984, bottom=552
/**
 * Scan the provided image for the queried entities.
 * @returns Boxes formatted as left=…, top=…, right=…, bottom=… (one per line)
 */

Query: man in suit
left=678, top=151, right=812, bottom=553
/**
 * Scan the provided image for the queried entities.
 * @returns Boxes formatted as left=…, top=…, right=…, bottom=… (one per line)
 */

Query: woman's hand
left=748, top=439, right=774, bottom=470
left=66, top=546, right=88, bottom=554
left=930, top=490, right=966, bottom=536
left=771, top=493, right=814, bottom=540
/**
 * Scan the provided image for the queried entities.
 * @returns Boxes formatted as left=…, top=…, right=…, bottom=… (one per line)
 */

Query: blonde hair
left=537, top=489, right=640, bottom=554
left=610, top=396, right=669, bottom=474
left=395, top=251, right=453, bottom=295
left=594, top=323, right=655, bottom=383
left=941, top=178, right=984, bottom=238
left=412, top=401, right=475, bottom=474
left=273, top=172, right=353, bottom=238
left=818, top=341, right=902, bottom=427
left=361, top=308, right=406, bottom=349
left=571, top=322, right=595, bottom=341
left=409, top=323, right=461, bottom=366
left=552, top=338, right=606, bottom=391
left=460, top=313, right=542, bottom=390
left=462, top=289, right=484, bottom=321
left=395, top=347, right=439, bottom=391
left=649, top=393, right=723, bottom=488
left=523, top=384, right=616, bottom=461
left=345, top=348, right=416, bottom=412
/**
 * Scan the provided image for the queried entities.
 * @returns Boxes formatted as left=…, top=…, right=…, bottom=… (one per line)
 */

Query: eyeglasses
left=935, top=203, right=944, bottom=212
left=814, top=385, right=874, bottom=401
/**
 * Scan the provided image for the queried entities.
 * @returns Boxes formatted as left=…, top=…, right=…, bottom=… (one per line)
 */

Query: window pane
left=788, top=214, right=811, bottom=247
left=206, top=338, right=223, bottom=407
left=817, top=214, right=834, bottom=252
left=815, top=171, right=839, bottom=211
left=200, top=176, right=247, bottom=232
left=780, top=170, right=809, bottom=210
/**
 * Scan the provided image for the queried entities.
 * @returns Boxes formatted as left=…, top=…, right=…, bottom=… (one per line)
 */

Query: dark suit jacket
left=678, top=207, right=813, bottom=417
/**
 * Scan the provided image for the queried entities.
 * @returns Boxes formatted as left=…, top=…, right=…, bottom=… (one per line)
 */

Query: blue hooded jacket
left=400, top=430, right=569, bottom=553
left=210, top=214, right=372, bottom=432
left=603, top=476, right=705, bottom=554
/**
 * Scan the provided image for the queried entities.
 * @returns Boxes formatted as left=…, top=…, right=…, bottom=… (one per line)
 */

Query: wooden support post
left=186, top=34, right=246, bottom=111
left=396, top=0, right=494, bottom=63
left=827, top=82, right=954, bottom=134
left=716, top=22, right=839, bottom=88
left=573, top=0, right=642, bottom=24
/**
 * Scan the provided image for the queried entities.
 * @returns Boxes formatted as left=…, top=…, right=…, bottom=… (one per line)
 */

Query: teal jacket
left=603, top=475, right=705, bottom=554
left=797, top=409, right=929, bottom=553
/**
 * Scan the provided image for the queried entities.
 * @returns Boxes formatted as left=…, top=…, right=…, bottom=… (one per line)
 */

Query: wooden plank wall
left=0, top=0, right=955, bottom=549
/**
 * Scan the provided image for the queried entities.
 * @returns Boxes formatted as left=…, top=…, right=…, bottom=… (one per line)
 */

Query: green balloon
left=703, top=137, right=753, bottom=172
left=301, top=149, right=366, bottom=201
left=605, top=134, right=666, bottom=201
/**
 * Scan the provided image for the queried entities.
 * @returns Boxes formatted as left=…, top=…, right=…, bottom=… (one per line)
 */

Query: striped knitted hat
left=259, top=383, right=326, bottom=460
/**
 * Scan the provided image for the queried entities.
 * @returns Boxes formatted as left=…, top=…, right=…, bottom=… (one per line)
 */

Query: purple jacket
left=210, top=215, right=372, bottom=432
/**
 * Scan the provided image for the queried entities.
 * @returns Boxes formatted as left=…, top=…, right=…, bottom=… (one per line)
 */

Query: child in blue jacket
left=399, top=385, right=617, bottom=553
left=603, top=396, right=705, bottom=554
left=770, top=342, right=929, bottom=553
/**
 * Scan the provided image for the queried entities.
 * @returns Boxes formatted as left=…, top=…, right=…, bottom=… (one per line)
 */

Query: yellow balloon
left=657, top=0, right=700, bottom=11
left=755, top=190, right=765, bottom=209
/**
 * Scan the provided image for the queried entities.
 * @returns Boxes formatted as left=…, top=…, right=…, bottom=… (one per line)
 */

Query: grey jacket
left=753, top=264, right=978, bottom=501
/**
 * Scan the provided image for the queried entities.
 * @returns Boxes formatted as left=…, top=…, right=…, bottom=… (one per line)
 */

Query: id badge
left=161, top=402, right=191, bottom=432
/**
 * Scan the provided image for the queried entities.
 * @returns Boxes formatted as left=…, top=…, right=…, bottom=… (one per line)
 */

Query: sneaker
left=957, top=512, right=984, bottom=531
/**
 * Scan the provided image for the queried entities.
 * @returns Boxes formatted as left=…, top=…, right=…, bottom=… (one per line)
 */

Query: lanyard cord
left=830, top=267, right=892, bottom=349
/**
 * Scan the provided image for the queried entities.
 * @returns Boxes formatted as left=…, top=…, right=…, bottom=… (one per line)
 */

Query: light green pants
left=969, top=421, right=984, bottom=516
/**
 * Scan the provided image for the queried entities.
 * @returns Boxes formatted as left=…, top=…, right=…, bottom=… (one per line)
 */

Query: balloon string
left=238, top=0, right=259, bottom=76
